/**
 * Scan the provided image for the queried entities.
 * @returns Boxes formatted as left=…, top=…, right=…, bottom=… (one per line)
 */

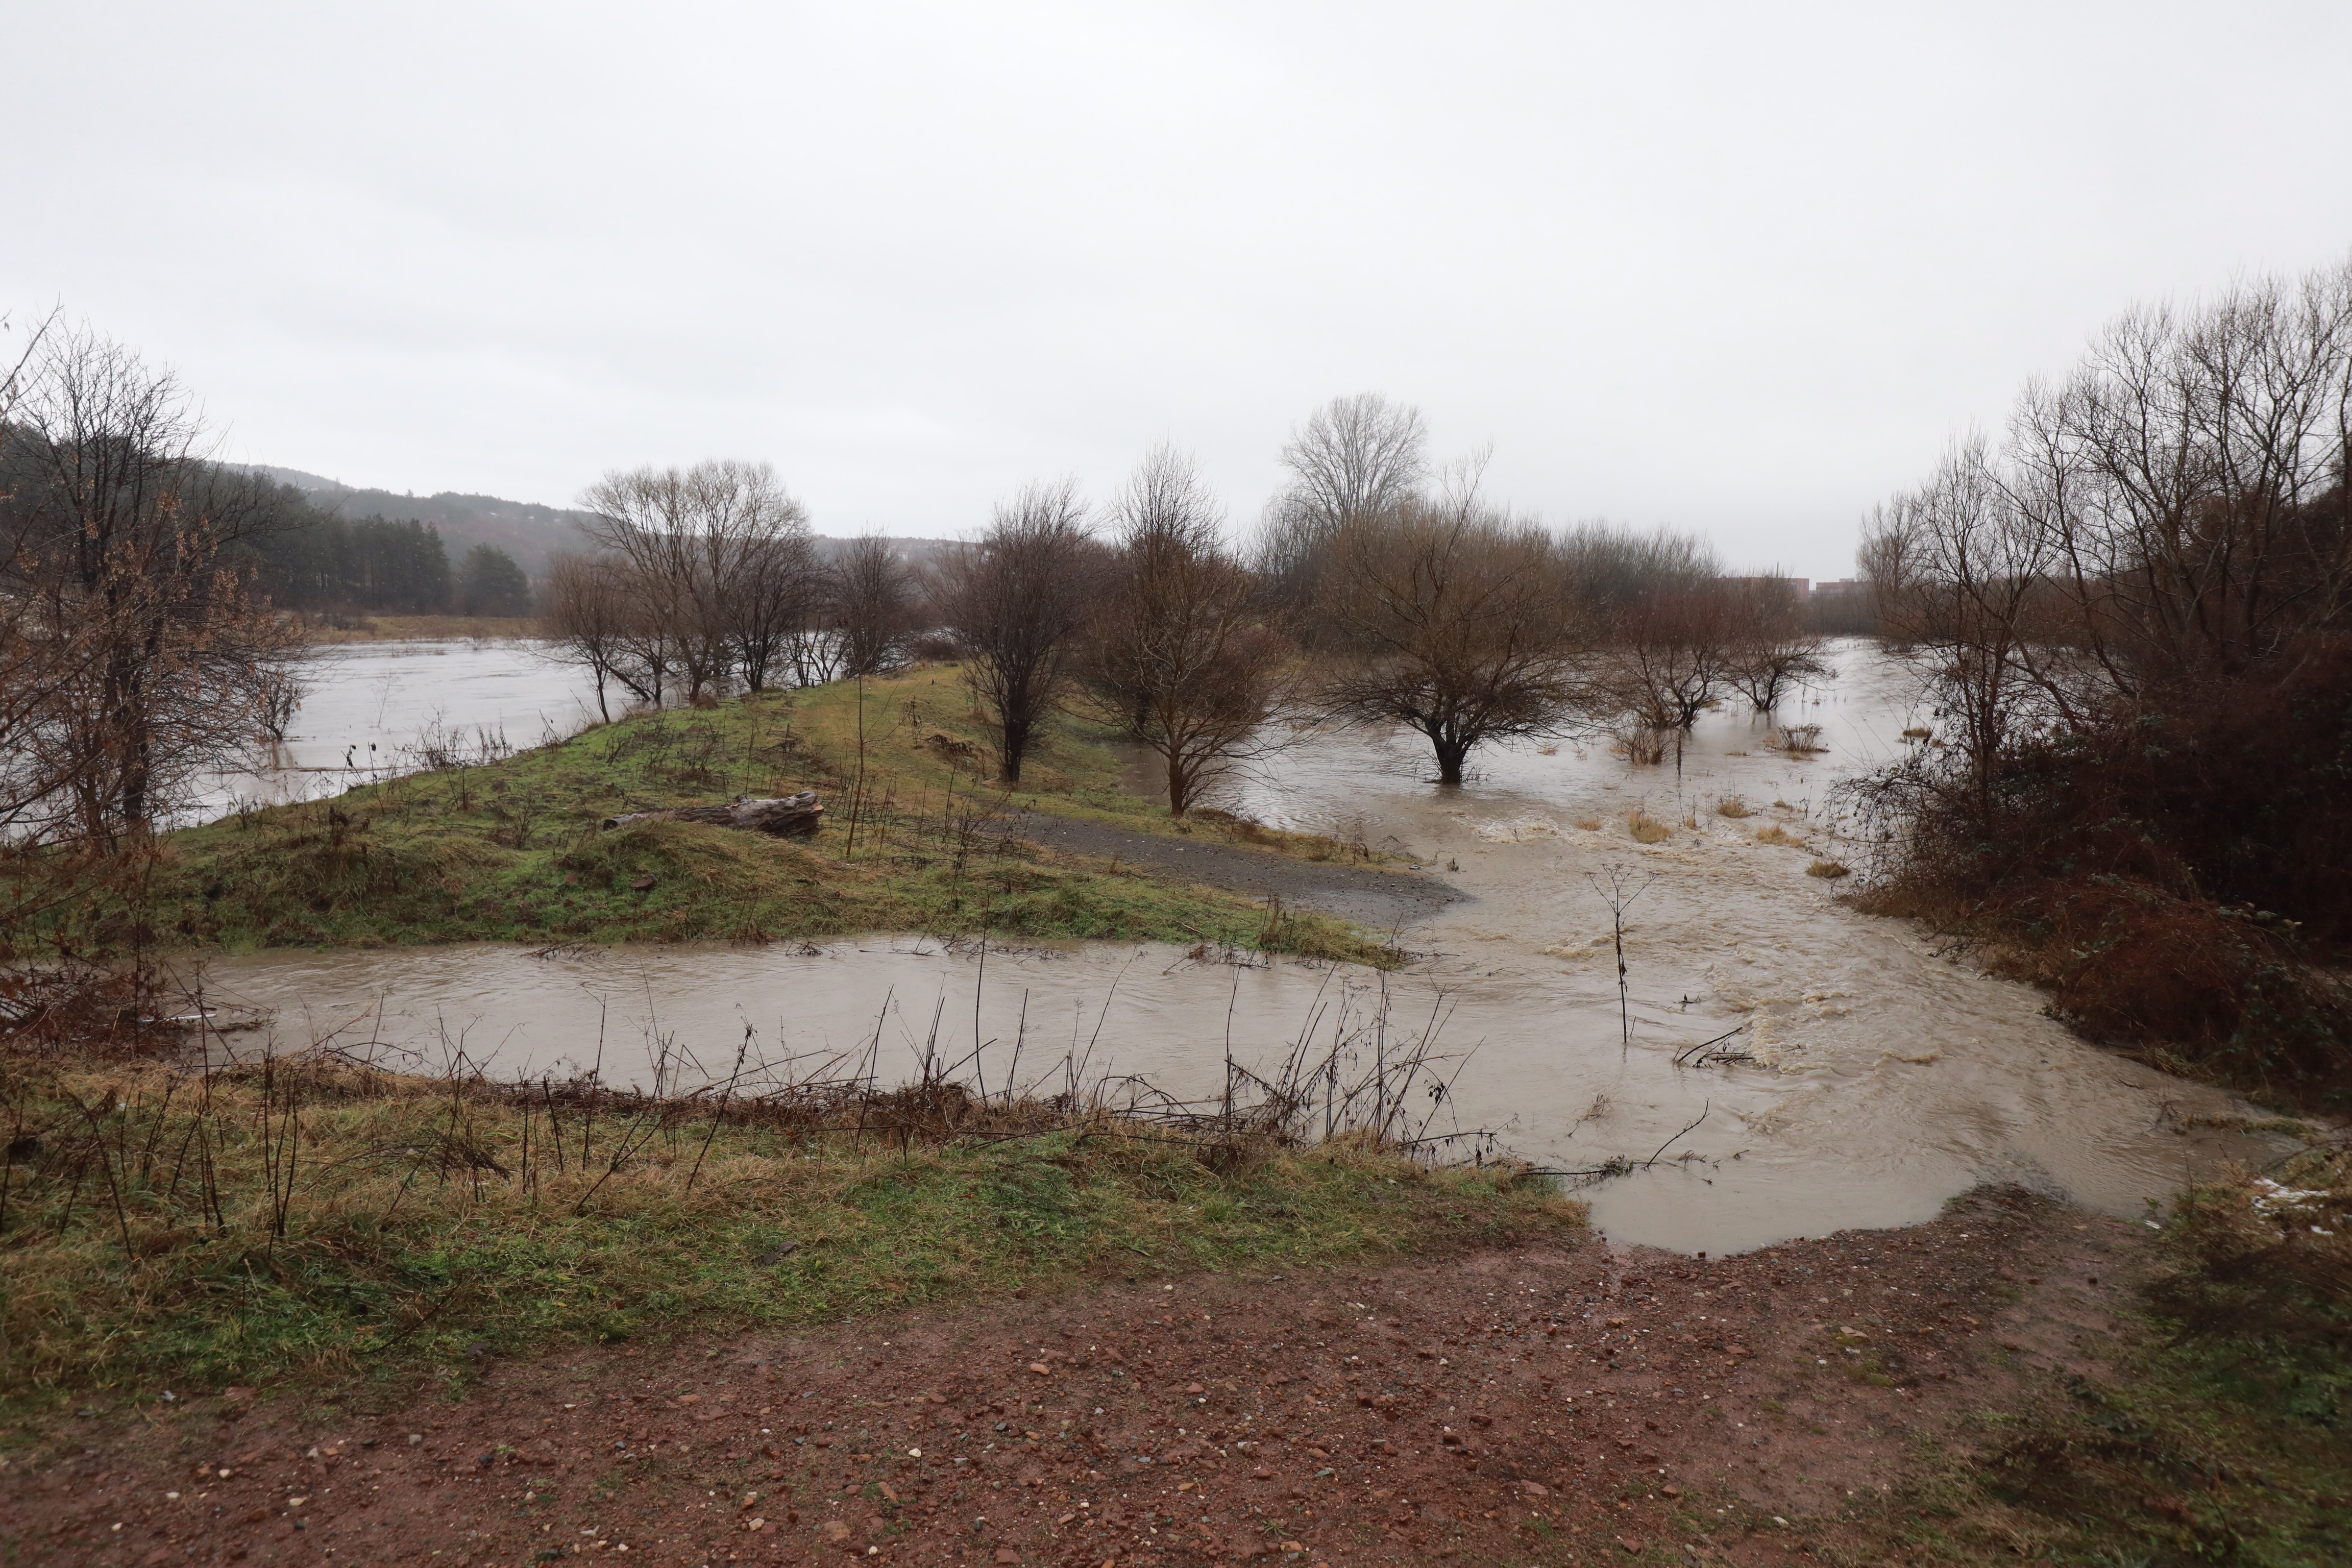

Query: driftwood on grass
left=601, top=792, right=824, bottom=839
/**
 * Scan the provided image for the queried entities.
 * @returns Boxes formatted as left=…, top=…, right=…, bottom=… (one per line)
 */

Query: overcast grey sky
left=6, top=3, right=2348, bottom=577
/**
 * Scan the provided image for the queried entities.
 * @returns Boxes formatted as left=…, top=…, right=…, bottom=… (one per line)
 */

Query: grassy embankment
left=1879, top=1149, right=2351, bottom=1566
left=5, top=666, right=1388, bottom=963
left=0, top=1040, right=1579, bottom=1413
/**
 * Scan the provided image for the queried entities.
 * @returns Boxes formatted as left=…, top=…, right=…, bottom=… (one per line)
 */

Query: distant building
left=1809, top=579, right=1865, bottom=599
left=1728, top=575, right=1810, bottom=600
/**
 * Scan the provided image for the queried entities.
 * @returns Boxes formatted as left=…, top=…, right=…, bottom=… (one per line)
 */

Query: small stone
left=822, top=1520, right=851, bottom=1542
left=1615, top=1536, right=1645, bottom=1553
left=995, top=1550, right=1021, bottom=1565
left=1515, top=1481, right=1549, bottom=1498
left=1028, top=1363, right=1051, bottom=1376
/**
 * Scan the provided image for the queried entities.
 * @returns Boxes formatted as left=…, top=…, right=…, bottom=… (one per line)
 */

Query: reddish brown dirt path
left=3, top=1190, right=2144, bottom=1568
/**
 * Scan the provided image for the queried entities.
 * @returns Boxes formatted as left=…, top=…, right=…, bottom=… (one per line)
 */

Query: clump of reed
left=1612, top=726, right=1672, bottom=767
left=1755, top=824, right=1805, bottom=847
left=1627, top=812, right=1672, bottom=844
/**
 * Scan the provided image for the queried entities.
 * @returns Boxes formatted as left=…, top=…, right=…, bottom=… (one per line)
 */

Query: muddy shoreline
left=4, top=1188, right=2139, bottom=1567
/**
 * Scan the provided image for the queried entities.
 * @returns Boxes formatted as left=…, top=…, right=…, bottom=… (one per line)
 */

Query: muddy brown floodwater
left=190, top=639, right=601, bottom=821
left=191, top=641, right=2299, bottom=1255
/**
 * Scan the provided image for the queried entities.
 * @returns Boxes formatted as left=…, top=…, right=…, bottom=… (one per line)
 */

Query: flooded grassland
left=181, top=641, right=2303, bottom=1254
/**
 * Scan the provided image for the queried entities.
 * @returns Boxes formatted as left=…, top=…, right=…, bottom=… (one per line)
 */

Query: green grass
left=2, top=668, right=1386, bottom=964
left=1866, top=1153, right=2352, bottom=1566
left=0, top=1055, right=1583, bottom=1412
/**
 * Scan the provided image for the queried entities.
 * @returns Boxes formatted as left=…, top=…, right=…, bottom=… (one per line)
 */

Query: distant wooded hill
left=250, top=465, right=600, bottom=582
left=249, top=464, right=963, bottom=584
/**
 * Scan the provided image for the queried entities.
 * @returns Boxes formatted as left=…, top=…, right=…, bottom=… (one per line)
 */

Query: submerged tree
left=1317, top=472, right=1591, bottom=785
left=1723, top=575, right=1831, bottom=712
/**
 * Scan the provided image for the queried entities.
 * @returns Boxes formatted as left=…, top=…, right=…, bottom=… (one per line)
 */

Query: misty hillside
left=251, top=466, right=599, bottom=580
left=251, top=465, right=963, bottom=578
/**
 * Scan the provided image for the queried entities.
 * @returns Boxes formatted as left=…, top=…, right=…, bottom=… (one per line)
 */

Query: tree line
left=544, top=400, right=1842, bottom=815
left=2, top=317, right=1847, bottom=852
left=1851, top=254, right=2351, bottom=1096
left=942, top=397, right=1835, bottom=810
left=249, top=507, right=533, bottom=617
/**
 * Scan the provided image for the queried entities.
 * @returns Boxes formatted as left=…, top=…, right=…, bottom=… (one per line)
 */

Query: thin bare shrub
left=1080, top=447, right=1297, bottom=815
left=933, top=480, right=1107, bottom=782
left=0, top=327, right=305, bottom=848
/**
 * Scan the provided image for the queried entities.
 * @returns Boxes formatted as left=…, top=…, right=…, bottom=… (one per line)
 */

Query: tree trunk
left=602, top=792, right=824, bottom=838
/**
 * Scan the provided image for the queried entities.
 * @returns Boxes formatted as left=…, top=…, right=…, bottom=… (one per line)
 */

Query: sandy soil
left=3, top=1189, right=2144, bottom=1568
left=1010, top=811, right=1465, bottom=933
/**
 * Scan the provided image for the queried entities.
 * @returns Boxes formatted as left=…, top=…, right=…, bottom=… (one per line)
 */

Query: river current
left=187, top=639, right=2288, bottom=1253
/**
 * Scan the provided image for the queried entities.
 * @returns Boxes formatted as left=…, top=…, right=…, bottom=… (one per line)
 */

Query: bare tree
left=1723, top=576, right=1832, bottom=713
left=830, top=530, right=913, bottom=678
left=1081, top=446, right=1294, bottom=815
left=0, top=326, right=302, bottom=846
left=1260, top=394, right=1428, bottom=616
left=1556, top=521, right=1718, bottom=619
left=934, top=478, right=1101, bottom=782
left=1317, top=472, right=1591, bottom=785
left=1861, top=435, right=2060, bottom=810
left=726, top=528, right=822, bottom=692
left=2005, top=261, right=2352, bottom=708
left=540, top=552, right=633, bottom=721
left=578, top=459, right=810, bottom=704
left=1598, top=580, right=1746, bottom=732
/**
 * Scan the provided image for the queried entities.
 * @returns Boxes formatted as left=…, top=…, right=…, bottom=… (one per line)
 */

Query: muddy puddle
left=189, top=640, right=2306, bottom=1253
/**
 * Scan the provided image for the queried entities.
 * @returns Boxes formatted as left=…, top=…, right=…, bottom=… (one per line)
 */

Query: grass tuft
left=0, top=1044, right=1582, bottom=1409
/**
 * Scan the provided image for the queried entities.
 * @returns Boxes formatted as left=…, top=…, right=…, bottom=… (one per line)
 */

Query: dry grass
left=1574, top=817, right=1603, bottom=832
left=1806, top=858, right=1850, bottom=878
left=1714, top=798, right=1752, bottom=819
left=0, top=971, right=1578, bottom=1402
left=1627, top=812, right=1671, bottom=844
left=1613, top=726, right=1671, bottom=766
left=1755, top=824, right=1804, bottom=847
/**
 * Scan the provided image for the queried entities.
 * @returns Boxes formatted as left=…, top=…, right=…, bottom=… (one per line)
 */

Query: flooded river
left=192, top=639, right=2290, bottom=1254
left=197, top=639, right=602, bottom=817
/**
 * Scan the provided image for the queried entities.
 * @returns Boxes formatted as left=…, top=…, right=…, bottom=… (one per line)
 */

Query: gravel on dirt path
left=4, top=1189, right=2143, bottom=1568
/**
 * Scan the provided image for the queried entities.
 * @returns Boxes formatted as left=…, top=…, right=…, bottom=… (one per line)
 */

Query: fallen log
left=601, top=792, right=824, bottom=839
